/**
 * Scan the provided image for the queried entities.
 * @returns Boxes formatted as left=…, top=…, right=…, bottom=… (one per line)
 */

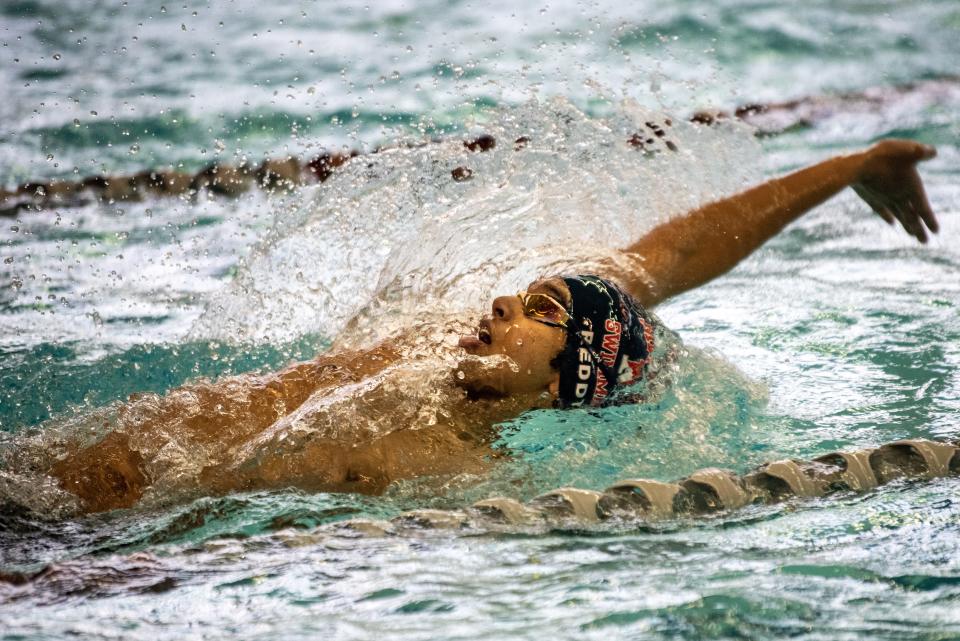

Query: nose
left=492, top=295, right=521, bottom=322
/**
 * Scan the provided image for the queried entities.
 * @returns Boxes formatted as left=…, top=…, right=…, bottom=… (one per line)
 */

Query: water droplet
left=46, top=153, right=54, bottom=161
left=128, top=143, right=140, bottom=155
left=53, top=52, right=61, bottom=60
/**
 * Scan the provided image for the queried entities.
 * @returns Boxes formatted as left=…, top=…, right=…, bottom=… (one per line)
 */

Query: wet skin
left=46, top=140, right=939, bottom=513
left=456, top=277, right=571, bottom=398
left=50, top=289, right=568, bottom=513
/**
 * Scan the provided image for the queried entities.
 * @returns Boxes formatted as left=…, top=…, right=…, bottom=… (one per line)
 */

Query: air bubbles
left=53, top=53, right=62, bottom=61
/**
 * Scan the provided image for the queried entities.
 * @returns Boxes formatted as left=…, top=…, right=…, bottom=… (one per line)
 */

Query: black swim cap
left=556, top=275, right=656, bottom=408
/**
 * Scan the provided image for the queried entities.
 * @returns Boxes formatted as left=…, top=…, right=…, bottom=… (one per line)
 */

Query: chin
left=465, top=385, right=508, bottom=401
left=458, top=343, right=486, bottom=357
left=452, top=367, right=505, bottom=399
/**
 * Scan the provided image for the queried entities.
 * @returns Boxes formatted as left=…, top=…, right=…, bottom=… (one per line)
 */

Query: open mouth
left=478, top=320, right=492, bottom=345
left=458, top=319, right=493, bottom=351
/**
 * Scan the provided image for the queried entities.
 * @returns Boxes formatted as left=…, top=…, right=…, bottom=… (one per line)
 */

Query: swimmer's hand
left=853, top=140, right=938, bottom=243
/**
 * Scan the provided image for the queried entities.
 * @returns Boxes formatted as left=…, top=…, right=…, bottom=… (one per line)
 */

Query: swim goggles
left=517, top=291, right=570, bottom=329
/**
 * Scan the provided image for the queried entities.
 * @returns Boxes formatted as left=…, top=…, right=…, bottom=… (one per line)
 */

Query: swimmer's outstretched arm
left=50, top=343, right=403, bottom=512
left=619, top=139, right=938, bottom=307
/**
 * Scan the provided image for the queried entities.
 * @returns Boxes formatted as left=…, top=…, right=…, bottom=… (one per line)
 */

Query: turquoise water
left=2, top=1, right=960, bottom=639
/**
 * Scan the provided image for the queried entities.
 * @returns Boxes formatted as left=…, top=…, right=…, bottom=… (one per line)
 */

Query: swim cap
left=556, top=275, right=656, bottom=408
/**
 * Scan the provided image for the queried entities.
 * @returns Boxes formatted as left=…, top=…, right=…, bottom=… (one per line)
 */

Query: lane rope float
left=316, top=438, right=960, bottom=537
left=5, top=77, right=956, bottom=217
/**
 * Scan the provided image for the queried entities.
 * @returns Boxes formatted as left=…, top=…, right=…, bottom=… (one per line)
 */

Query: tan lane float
left=0, top=125, right=664, bottom=217
left=322, top=438, right=960, bottom=536
left=4, top=440, right=955, bottom=593
left=5, top=77, right=958, bottom=218
left=0, top=152, right=360, bottom=217
left=0, top=135, right=508, bottom=216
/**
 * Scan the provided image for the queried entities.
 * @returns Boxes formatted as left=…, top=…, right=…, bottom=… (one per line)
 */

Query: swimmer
left=48, top=139, right=938, bottom=513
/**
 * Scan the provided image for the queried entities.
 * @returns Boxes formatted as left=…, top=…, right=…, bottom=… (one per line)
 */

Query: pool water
left=2, top=1, right=959, bottom=639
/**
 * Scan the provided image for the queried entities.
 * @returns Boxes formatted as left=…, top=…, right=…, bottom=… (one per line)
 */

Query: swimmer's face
left=457, top=277, right=570, bottom=397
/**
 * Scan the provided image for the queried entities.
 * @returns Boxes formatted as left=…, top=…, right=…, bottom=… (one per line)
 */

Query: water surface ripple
left=2, top=1, right=960, bottom=639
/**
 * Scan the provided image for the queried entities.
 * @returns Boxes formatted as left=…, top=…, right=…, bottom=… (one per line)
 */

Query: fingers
left=877, top=139, right=937, bottom=161
left=855, top=164, right=939, bottom=243
left=916, top=143, right=937, bottom=161
left=854, top=184, right=898, bottom=227
left=897, top=169, right=938, bottom=243
left=908, top=207, right=928, bottom=243
left=908, top=172, right=939, bottom=234
left=889, top=199, right=923, bottom=243
left=894, top=208, right=922, bottom=243
left=874, top=194, right=925, bottom=243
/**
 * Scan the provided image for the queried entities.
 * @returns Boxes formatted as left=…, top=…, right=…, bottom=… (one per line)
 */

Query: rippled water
left=2, top=1, right=960, bottom=639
